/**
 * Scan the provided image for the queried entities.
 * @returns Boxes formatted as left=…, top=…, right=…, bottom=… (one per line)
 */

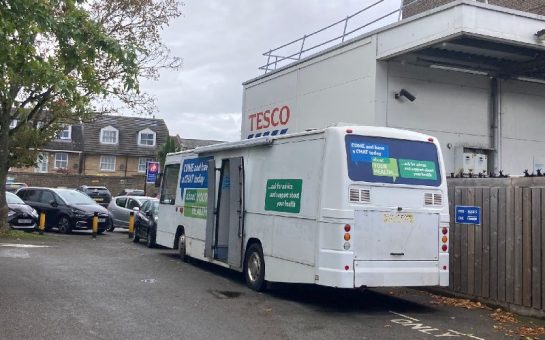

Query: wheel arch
left=173, top=225, right=185, bottom=249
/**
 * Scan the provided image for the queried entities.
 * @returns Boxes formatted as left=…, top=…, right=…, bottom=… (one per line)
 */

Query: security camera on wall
left=395, top=89, right=416, bottom=102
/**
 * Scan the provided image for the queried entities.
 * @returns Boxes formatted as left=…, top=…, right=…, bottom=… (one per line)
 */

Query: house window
left=100, top=155, right=116, bottom=172
left=138, top=129, right=156, bottom=146
left=54, top=153, right=68, bottom=169
left=56, top=125, right=71, bottom=140
left=138, top=158, right=155, bottom=173
left=100, top=126, right=118, bottom=144
left=35, top=153, right=48, bottom=173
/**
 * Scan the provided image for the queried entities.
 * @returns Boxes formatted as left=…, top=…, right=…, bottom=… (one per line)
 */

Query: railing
left=259, top=0, right=424, bottom=73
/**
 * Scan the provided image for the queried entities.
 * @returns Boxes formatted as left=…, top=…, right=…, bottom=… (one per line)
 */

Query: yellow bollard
left=128, top=211, right=135, bottom=239
left=92, top=212, right=98, bottom=239
left=39, top=212, right=46, bottom=235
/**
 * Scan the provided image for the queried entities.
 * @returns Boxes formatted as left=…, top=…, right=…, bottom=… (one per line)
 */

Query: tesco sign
left=248, top=105, right=290, bottom=131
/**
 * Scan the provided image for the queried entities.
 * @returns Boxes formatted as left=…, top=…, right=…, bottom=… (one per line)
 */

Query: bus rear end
left=320, top=127, right=449, bottom=288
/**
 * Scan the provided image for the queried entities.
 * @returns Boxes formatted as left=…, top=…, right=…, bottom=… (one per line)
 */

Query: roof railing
left=259, top=0, right=425, bottom=73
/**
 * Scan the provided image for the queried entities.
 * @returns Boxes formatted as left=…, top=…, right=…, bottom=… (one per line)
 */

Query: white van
left=156, top=125, right=449, bottom=291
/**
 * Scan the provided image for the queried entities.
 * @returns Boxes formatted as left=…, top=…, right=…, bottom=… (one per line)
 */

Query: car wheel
left=133, top=225, right=140, bottom=243
left=146, top=229, right=156, bottom=248
left=178, top=233, right=188, bottom=262
left=244, top=243, right=266, bottom=292
left=107, top=219, right=115, bottom=232
left=57, top=216, right=72, bottom=234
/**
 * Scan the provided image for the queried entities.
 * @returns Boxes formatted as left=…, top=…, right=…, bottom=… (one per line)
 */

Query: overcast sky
left=140, top=0, right=402, bottom=142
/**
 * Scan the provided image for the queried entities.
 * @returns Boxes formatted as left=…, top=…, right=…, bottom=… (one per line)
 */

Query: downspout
left=490, top=77, right=502, bottom=173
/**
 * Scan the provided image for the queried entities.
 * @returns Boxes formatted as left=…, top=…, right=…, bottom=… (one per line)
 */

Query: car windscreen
left=6, top=192, right=25, bottom=204
left=345, top=135, right=441, bottom=187
left=56, top=189, right=98, bottom=205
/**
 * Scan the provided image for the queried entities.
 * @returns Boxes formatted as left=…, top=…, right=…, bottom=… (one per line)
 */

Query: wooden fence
left=447, top=177, right=545, bottom=315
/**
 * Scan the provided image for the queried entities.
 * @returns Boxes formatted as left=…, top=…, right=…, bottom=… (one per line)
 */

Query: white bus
left=156, top=126, right=449, bottom=291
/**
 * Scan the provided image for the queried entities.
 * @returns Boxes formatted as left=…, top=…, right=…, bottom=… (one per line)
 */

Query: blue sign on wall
left=145, top=161, right=160, bottom=183
left=455, top=206, right=481, bottom=225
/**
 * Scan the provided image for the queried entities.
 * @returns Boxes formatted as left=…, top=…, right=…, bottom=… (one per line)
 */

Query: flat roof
left=244, top=0, right=545, bottom=85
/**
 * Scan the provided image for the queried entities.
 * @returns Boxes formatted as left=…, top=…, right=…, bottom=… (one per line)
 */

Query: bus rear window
left=345, top=135, right=441, bottom=187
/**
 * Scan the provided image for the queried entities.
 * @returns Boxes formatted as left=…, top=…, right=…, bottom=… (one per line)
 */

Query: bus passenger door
left=227, top=157, right=244, bottom=269
left=205, top=159, right=216, bottom=259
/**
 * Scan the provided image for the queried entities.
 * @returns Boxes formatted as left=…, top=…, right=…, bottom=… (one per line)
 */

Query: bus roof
left=166, top=125, right=437, bottom=157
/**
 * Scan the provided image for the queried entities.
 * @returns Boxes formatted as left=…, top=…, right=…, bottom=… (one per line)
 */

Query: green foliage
left=157, top=136, right=180, bottom=167
left=0, top=0, right=140, bottom=168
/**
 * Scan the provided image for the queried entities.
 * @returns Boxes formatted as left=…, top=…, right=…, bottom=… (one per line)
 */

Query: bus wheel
left=178, top=233, right=188, bottom=262
left=244, top=244, right=266, bottom=292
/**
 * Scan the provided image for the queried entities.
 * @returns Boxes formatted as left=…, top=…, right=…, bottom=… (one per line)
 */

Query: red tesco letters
left=248, top=105, right=290, bottom=131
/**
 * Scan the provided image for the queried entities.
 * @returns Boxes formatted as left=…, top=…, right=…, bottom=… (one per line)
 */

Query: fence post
left=128, top=211, right=135, bottom=239
left=92, top=212, right=98, bottom=239
left=39, top=212, right=46, bottom=235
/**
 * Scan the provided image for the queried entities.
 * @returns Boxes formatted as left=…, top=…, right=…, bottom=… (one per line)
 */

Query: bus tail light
left=344, top=224, right=351, bottom=232
left=442, top=227, right=448, bottom=235
left=442, top=244, right=448, bottom=252
left=344, top=233, right=351, bottom=241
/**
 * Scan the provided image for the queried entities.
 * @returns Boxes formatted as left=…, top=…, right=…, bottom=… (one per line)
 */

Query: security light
left=395, top=89, right=416, bottom=102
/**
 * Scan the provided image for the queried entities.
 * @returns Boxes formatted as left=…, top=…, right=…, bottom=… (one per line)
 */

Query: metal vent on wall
left=424, top=193, right=443, bottom=206
left=349, top=187, right=371, bottom=203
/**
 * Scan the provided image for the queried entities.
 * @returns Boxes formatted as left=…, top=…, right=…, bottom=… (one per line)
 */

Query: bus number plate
left=383, top=213, right=415, bottom=224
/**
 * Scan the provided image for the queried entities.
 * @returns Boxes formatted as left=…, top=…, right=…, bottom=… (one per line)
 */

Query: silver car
left=107, top=196, right=157, bottom=231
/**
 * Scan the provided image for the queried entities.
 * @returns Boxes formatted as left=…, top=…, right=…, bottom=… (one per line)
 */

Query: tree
left=157, top=136, right=180, bottom=167
left=0, top=0, right=182, bottom=232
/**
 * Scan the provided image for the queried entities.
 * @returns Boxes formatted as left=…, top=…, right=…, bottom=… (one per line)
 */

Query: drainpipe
left=490, top=77, right=502, bottom=172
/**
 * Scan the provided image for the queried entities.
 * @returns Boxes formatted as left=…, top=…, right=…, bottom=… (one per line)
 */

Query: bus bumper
left=353, top=261, right=442, bottom=287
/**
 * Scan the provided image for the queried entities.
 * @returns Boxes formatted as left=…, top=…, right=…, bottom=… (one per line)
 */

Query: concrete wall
left=7, top=172, right=159, bottom=196
left=403, top=0, right=545, bottom=18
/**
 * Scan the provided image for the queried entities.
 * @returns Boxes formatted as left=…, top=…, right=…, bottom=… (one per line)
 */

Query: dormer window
left=56, top=125, right=71, bottom=140
left=138, top=128, right=156, bottom=146
left=100, top=126, right=118, bottom=144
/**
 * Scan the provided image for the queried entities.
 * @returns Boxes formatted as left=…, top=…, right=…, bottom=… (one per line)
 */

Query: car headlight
left=71, top=208, right=87, bottom=218
left=8, top=210, right=16, bottom=217
left=31, top=209, right=39, bottom=218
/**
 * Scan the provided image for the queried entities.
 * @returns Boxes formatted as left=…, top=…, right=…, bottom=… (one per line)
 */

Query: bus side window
left=160, top=164, right=180, bottom=205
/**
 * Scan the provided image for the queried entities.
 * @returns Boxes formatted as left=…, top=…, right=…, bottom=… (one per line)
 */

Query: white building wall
left=501, top=79, right=545, bottom=175
left=384, top=62, right=492, bottom=174
left=242, top=38, right=378, bottom=139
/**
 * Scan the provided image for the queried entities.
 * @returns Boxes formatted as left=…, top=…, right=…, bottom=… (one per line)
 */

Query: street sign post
left=144, top=161, right=160, bottom=195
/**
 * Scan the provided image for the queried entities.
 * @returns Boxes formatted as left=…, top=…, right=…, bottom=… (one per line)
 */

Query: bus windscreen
left=345, top=135, right=441, bottom=187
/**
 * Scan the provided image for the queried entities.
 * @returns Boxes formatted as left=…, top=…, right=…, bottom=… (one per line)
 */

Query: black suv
left=77, top=185, right=112, bottom=207
left=16, top=187, right=110, bottom=234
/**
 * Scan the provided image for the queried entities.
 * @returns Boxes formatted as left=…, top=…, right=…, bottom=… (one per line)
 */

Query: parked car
left=5, top=182, right=28, bottom=193
left=107, top=196, right=155, bottom=231
left=76, top=185, right=112, bottom=207
left=16, top=187, right=110, bottom=234
left=117, top=189, right=145, bottom=196
left=6, top=192, right=38, bottom=231
left=133, top=199, right=159, bottom=247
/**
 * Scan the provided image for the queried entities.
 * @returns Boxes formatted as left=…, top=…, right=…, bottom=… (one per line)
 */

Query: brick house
left=11, top=115, right=169, bottom=176
left=403, top=0, right=545, bottom=18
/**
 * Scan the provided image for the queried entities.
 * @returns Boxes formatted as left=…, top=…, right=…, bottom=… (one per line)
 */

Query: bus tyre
left=178, top=233, right=188, bottom=262
left=244, top=244, right=266, bottom=292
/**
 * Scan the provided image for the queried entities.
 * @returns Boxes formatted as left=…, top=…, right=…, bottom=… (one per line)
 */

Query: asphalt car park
left=1, top=230, right=544, bottom=340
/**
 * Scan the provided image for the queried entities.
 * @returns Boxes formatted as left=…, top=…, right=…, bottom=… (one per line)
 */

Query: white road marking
left=0, top=243, right=53, bottom=248
left=389, top=311, right=486, bottom=339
